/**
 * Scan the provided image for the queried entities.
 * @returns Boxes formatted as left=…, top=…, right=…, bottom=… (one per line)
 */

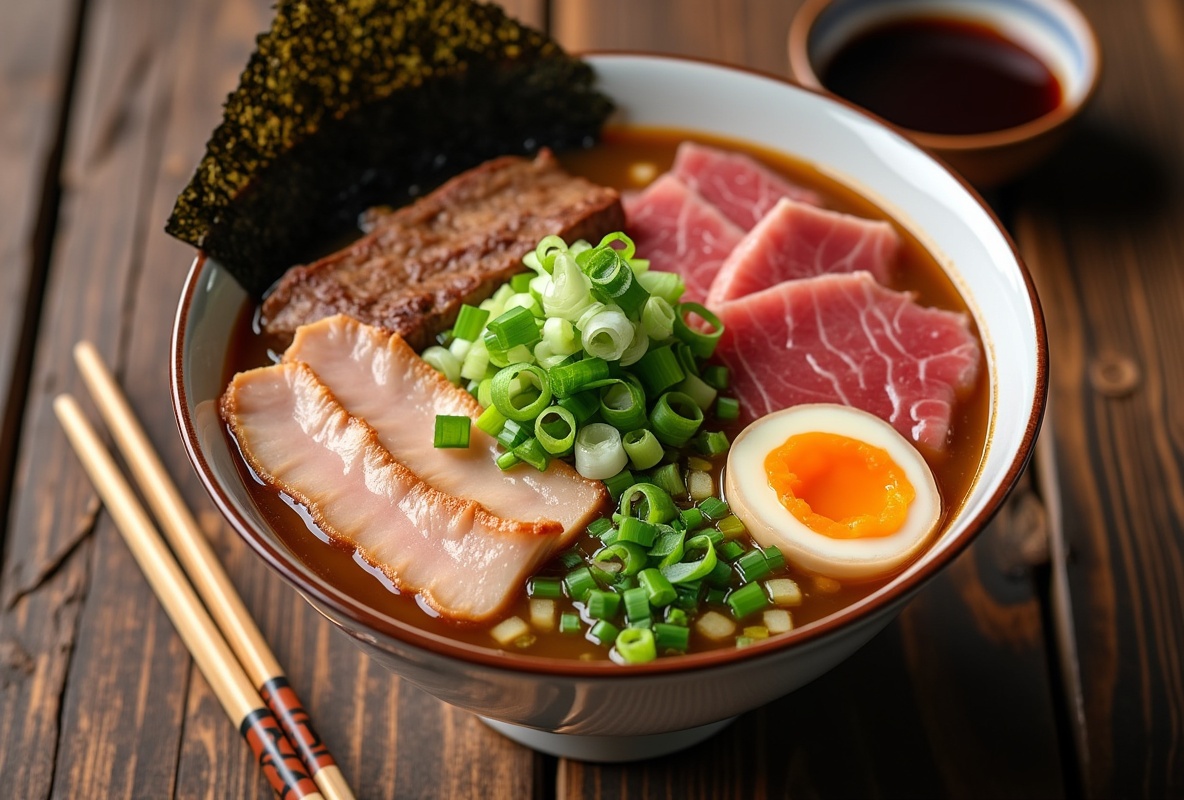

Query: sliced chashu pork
left=715, top=272, right=982, bottom=452
left=222, top=361, right=589, bottom=622
left=283, top=314, right=607, bottom=532
left=705, top=197, right=900, bottom=307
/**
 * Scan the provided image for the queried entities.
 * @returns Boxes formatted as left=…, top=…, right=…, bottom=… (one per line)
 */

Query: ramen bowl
left=788, top=0, right=1101, bottom=186
left=172, top=53, right=1047, bottom=762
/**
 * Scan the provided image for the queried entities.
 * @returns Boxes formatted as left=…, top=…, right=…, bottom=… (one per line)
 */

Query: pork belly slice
left=706, top=198, right=901, bottom=307
left=262, top=150, right=625, bottom=349
left=621, top=174, right=745, bottom=304
left=221, top=362, right=578, bottom=622
left=716, top=272, right=982, bottom=452
left=284, top=314, right=607, bottom=533
left=671, top=141, right=823, bottom=230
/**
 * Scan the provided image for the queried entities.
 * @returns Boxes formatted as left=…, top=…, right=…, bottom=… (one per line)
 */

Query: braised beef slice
left=262, top=150, right=624, bottom=350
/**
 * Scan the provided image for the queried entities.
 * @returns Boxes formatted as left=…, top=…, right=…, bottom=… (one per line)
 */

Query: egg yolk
left=763, top=432, right=916, bottom=539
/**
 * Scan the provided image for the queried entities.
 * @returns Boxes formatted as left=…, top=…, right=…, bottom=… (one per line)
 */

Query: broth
left=225, top=127, right=990, bottom=659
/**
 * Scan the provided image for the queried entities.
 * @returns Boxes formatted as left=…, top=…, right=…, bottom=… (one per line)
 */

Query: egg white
left=725, top=404, right=941, bottom=581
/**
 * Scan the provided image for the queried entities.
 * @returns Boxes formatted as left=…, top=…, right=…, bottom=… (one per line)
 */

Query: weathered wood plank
left=1010, top=4, right=1184, bottom=795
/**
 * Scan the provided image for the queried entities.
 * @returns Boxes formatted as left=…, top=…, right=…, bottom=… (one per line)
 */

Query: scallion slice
left=653, top=622, right=690, bottom=651
left=588, top=619, right=620, bottom=646
left=649, top=463, right=685, bottom=498
left=564, top=566, right=599, bottom=602
left=491, top=363, right=552, bottom=422
left=557, top=390, right=599, bottom=424
left=527, top=576, right=563, bottom=599
left=727, top=581, right=770, bottom=619
left=616, top=517, right=658, bottom=548
left=453, top=304, right=490, bottom=341
left=593, top=541, right=648, bottom=576
left=534, top=406, right=577, bottom=456
left=622, top=428, right=663, bottom=470
left=636, top=270, right=686, bottom=305
left=619, top=483, right=679, bottom=525
left=487, top=305, right=542, bottom=350
left=598, top=379, right=648, bottom=432
left=585, top=589, right=622, bottom=620
left=648, top=527, right=685, bottom=569
left=513, top=436, right=551, bottom=472
left=613, top=627, right=657, bottom=664
left=715, top=396, right=740, bottom=421
left=550, top=356, right=610, bottom=398
left=601, top=468, right=636, bottom=501
left=649, top=391, right=705, bottom=447
left=638, top=568, right=677, bottom=607
left=673, top=303, right=725, bottom=358
left=660, top=533, right=718, bottom=584
left=736, top=549, right=773, bottom=582
left=580, top=305, right=633, bottom=361
left=559, top=612, right=582, bottom=635
left=433, top=415, right=471, bottom=448
left=694, top=430, right=730, bottom=456
left=422, top=346, right=461, bottom=385
left=583, top=247, right=651, bottom=316
left=573, top=423, right=628, bottom=480
left=634, top=346, right=684, bottom=397
left=622, top=586, right=651, bottom=623
left=698, top=496, right=730, bottom=520
left=641, top=295, right=676, bottom=342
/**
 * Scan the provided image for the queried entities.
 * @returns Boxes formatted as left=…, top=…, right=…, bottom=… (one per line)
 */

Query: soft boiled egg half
left=725, top=404, right=941, bottom=581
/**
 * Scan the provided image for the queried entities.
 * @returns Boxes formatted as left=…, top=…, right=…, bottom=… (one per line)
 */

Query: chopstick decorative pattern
left=58, top=341, right=356, bottom=800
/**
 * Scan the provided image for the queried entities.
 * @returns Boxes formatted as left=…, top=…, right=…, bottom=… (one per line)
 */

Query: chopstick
left=64, top=342, right=354, bottom=800
left=55, top=394, right=325, bottom=799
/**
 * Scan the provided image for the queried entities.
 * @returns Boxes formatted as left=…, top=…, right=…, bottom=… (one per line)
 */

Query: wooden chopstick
left=70, top=342, right=355, bottom=800
left=54, top=394, right=325, bottom=800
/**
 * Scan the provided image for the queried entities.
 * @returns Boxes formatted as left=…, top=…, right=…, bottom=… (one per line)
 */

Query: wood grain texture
left=1006, top=0, right=1184, bottom=795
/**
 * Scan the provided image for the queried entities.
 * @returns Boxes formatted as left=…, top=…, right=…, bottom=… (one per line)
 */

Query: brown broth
left=224, top=127, right=990, bottom=659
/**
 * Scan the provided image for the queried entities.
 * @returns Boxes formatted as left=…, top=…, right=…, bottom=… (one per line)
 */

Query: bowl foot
left=478, top=716, right=736, bottom=762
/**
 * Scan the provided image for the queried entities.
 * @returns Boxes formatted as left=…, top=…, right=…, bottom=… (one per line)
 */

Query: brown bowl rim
left=787, top=0, right=1103, bottom=152
left=171, top=51, right=1049, bottom=679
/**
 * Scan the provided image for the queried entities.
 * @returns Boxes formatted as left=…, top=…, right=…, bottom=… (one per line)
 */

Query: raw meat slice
left=672, top=141, right=823, bottom=230
left=622, top=174, right=745, bottom=304
left=715, top=272, right=981, bottom=451
left=221, top=361, right=577, bottom=622
left=706, top=198, right=900, bottom=306
left=284, top=314, right=606, bottom=534
left=262, top=150, right=624, bottom=348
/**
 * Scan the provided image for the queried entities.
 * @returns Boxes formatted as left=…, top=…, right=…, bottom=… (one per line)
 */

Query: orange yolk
left=763, top=432, right=915, bottom=539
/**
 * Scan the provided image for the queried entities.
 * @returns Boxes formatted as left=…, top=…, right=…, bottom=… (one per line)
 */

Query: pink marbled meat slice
left=622, top=174, right=745, bottom=304
left=706, top=198, right=901, bottom=307
left=716, top=272, right=981, bottom=452
left=672, top=141, right=823, bottom=230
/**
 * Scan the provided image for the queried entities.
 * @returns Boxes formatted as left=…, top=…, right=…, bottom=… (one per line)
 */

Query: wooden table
left=1, top=0, right=1180, bottom=797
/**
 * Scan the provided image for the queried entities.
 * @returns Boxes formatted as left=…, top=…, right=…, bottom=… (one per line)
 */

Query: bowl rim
left=787, top=0, right=1103, bottom=152
left=171, top=51, right=1049, bottom=678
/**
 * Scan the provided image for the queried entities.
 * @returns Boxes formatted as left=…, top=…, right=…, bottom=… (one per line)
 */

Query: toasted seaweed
left=166, top=0, right=614, bottom=296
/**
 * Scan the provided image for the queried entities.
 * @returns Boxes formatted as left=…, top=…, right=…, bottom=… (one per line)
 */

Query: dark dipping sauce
left=226, top=127, right=990, bottom=660
left=820, top=17, right=1062, bottom=136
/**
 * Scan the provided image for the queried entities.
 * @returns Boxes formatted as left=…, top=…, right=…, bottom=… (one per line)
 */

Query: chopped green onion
left=649, top=463, right=685, bottom=498
left=559, top=612, right=582, bottom=634
left=633, top=346, right=684, bottom=396
left=513, top=436, right=551, bottom=471
left=616, top=517, right=658, bottom=547
left=736, top=549, right=772, bottom=583
left=585, top=589, right=621, bottom=620
left=660, top=533, right=718, bottom=584
left=653, top=622, right=690, bottom=651
left=598, top=379, right=648, bottom=432
left=495, top=418, right=530, bottom=450
left=587, top=517, right=615, bottom=538
left=698, top=497, right=730, bottom=520
left=715, top=396, right=740, bottom=421
left=664, top=606, right=688, bottom=626
left=487, top=305, right=542, bottom=349
left=588, top=619, right=620, bottom=646
left=636, top=270, right=686, bottom=305
left=675, top=374, right=718, bottom=412
left=491, top=363, right=551, bottom=422
left=433, top=415, right=471, bottom=448
left=593, top=542, right=648, bottom=576
left=573, top=423, right=628, bottom=480
left=556, top=390, right=599, bottom=424
left=558, top=550, right=584, bottom=569
left=564, top=566, right=599, bottom=602
left=460, top=337, right=491, bottom=382
left=600, top=469, right=634, bottom=501
left=727, top=581, right=770, bottom=619
left=580, top=306, right=633, bottom=361
left=638, top=568, right=677, bottom=607
left=475, top=404, right=506, bottom=437
left=550, top=356, right=610, bottom=397
left=706, top=558, right=734, bottom=588
left=595, top=231, right=638, bottom=261
left=622, top=587, right=651, bottom=623
left=717, top=514, right=747, bottom=538
left=421, top=346, right=461, bottom=384
left=582, top=246, right=650, bottom=316
left=622, top=428, right=663, bottom=470
left=510, top=272, right=534, bottom=293
left=618, top=321, right=650, bottom=367
left=534, top=406, right=577, bottom=456
left=679, top=507, right=704, bottom=531
left=453, top=305, right=489, bottom=341
left=718, top=540, right=745, bottom=562
left=495, top=451, right=521, bottom=471
left=527, top=576, right=563, bottom=599
left=613, top=627, right=657, bottom=664
left=641, top=296, right=676, bottom=341
left=673, top=303, right=725, bottom=358
left=764, top=546, right=786, bottom=572
left=694, top=430, right=730, bottom=456
left=649, top=391, right=704, bottom=447
left=702, top=365, right=730, bottom=391
left=619, top=483, right=679, bottom=525
left=648, top=527, right=685, bottom=569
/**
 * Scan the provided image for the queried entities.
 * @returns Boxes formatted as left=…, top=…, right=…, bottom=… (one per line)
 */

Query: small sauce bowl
left=789, top=0, right=1101, bottom=186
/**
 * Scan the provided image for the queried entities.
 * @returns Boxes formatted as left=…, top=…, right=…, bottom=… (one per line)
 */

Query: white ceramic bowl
left=172, top=53, right=1047, bottom=762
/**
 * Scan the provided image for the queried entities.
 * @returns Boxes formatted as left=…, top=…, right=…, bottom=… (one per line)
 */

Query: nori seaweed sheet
left=166, top=0, right=614, bottom=296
